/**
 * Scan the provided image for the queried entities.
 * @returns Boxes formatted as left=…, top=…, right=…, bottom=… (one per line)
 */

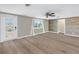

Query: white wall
left=43, top=20, right=48, bottom=32
left=49, top=20, right=58, bottom=32
left=16, top=16, right=48, bottom=37
left=0, top=18, right=1, bottom=40
left=14, top=16, right=49, bottom=37
left=65, top=17, right=79, bottom=37
left=17, top=16, right=33, bottom=37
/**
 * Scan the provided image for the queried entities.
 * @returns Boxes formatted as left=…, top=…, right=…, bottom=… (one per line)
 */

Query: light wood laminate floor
left=1, top=32, right=79, bottom=54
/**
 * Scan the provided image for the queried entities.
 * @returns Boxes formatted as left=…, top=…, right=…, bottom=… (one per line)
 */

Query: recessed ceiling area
left=0, top=4, right=79, bottom=19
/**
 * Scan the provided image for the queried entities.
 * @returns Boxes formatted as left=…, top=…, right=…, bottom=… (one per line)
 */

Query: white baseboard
left=1, top=31, right=79, bottom=43
left=32, top=31, right=50, bottom=36
left=0, top=34, right=33, bottom=43
left=49, top=31, right=79, bottom=38
left=64, top=33, right=79, bottom=37
left=49, top=31, right=59, bottom=33
left=16, top=35, right=32, bottom=39
left=0, top=31, right=49, bottom=43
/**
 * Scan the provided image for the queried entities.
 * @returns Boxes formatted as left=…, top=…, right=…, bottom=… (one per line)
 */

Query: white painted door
left=1, top=14, right=17, bottom=41
left=58, top=19, right=65, bottom=33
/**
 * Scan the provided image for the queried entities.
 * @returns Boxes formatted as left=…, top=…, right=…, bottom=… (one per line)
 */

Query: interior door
left=1, top=14, right=17, bottom=41
left=58, top=19, right=65, bottom=33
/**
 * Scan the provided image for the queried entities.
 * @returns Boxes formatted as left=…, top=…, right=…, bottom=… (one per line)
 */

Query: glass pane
left=5, top=17, right=17, bottom=39
left=32, top=19, right=44, bottom=35
left=33, top=19, right=43, bottom=28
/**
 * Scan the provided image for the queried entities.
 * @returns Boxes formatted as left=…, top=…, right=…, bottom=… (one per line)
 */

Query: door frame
left=1, top=14, right=18, bottom=42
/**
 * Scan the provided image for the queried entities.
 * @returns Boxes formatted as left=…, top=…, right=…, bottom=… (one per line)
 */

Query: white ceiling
left=0, top=4, right=79, bottom=19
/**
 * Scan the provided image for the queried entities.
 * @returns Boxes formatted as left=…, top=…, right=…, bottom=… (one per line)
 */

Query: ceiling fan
left=45, top=12, right=55, bottom=18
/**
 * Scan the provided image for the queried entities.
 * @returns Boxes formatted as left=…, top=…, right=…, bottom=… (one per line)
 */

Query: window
left=32, top=19, right=44, bottom=35
left=33, top=19, right=43, bottom=29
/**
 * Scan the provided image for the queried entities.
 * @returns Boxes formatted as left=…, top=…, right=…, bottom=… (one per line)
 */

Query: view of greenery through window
left=5, top=17, right=15, bottom=39
left=33, top=19, right=43, bottom=29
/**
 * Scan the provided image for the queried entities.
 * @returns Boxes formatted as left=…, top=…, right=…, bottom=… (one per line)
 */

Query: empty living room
left=0, top=4, right=79, bottom=54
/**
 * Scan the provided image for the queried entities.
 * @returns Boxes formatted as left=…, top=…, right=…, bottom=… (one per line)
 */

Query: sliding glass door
left=1, top=14, right=17, bottom=41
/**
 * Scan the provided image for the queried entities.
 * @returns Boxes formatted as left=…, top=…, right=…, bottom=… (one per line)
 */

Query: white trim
left=49, top=31, right=59, bottom=33
left=32, top=31, right=48, bottom=36
left=42, top=20, right=45, bottom=33
left=16, top=16, right=18, bottom=39
left=64, top=19, right=66, bottom=34
left=0, top=31, right=49, bottom=42
left=30, top=19, right=33, bottom=35
left=1, top=17, right=5, bottom=42
left=16, top=35, right=33, bottom=39
left=64, top=33, right=79, bottom=37
left=57, top=20, right=59, bottom=33
left=49, top=31, right=79, bottom=38
left=0, top=34, right=32, bottom=42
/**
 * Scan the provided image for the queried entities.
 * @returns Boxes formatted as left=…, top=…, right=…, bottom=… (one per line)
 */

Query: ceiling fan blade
left=45, top=12, right=55, bottom=18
